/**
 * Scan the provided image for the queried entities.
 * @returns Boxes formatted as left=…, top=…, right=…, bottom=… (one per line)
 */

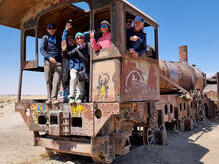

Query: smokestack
left=179, top=45, right=188, bottom=63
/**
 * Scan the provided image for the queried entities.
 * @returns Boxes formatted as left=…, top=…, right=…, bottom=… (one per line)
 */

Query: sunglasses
left=76, top=37, right=84, bottom=40
left=48, top=27, right=56, bottom=30
left=100, top=24, right=109, bottom=28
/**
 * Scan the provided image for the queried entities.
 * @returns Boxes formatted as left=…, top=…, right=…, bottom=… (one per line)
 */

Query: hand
left=129, top=48, right=135, bottom=54
left=130, top=35, right=139, bottom=42
left=49, top=57, right=56, bottom=64
left=65, top=22, right=72, bottom=30
left=90, top=30, right=95, bottom=38
left=132, top=52, right=139, bottom=58
left=61, top=40, right=67, bottom=51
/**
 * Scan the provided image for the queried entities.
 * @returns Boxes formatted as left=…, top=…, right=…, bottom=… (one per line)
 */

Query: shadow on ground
left=48, top=120, right=219, bottom=164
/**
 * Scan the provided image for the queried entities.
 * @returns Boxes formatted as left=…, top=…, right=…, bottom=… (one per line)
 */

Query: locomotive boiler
left=159, top=46, right=205, bottom=94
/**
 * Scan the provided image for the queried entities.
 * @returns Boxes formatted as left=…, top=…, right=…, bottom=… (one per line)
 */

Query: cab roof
left=0, top=0, right=158, bottom=29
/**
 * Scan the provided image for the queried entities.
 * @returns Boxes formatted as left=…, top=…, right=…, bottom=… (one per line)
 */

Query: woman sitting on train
left=90, top=20, right=112, bottom=52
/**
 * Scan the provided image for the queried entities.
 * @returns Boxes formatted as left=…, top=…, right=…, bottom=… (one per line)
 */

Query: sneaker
left=75, top=99, right=82, bottom=103
left=58, top=90, right=64, bottom=99
left=52, top=98, right=59, bottom=105
left=46, top=99, right=52, bottom=104
left=69, top=97, right=75, bottom=104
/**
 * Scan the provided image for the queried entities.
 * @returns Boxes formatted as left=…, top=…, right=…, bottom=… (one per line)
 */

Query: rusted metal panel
left=94, top=103, right=120, bottom=136
left=121, top=55, right=159, bottom=102
left=68, top=103, right=94, bottom=136
left=115, top=132, right=130, bottom=155
left=92, top=135, right=115, bottom=163
left=156, top=95, right=176, bottom=122
left=36, top=137, right=92, bottom=156
left=92, top=59, right=121, bottom=102
left=16, top=101, right=95, bottom=137
left=92, top=44, right=122, bottom=61
left=120, top=102, right=148, bottom=123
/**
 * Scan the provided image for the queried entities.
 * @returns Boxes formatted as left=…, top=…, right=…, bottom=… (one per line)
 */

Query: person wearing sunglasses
left=127, top=16, right=147, bottom=58
left=126, top=16, right=133, bottom=29
left=40, top=23, right=62, bottom=104
left=62, top=32, right=90, bottom=103
left=60, top=21, right=76, bottom=102
left=90, top=20, right=112, bottom=52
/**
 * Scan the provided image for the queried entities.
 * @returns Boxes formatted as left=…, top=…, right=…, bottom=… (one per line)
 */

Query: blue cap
left=47, top=23, right=56, bottom=28
left=75, top=32, right=85, bottom=39
left=134, top=16, right=144, bottom=23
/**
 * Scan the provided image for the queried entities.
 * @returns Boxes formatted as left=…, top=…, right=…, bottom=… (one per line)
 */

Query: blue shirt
left=40, top=34, right=62, bottom=63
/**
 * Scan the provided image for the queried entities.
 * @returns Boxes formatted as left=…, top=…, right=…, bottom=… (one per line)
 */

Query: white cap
left=100, top=20, right=110, bottom=26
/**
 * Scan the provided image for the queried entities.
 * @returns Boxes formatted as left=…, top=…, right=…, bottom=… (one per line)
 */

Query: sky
left=0, top=0, right=219, bottom=95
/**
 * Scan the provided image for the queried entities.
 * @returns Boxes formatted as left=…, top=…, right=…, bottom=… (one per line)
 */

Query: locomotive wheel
left=178, top=119, right=185, bottom=131
left=45, top=148, right=55, bottom=158
left=200, top=104, right=206, bottom=121
left=92, top=154, right=112, bottom=164
left=143, top=127, right=155, bottom=146
left=92, top=156, right=104, bottom=164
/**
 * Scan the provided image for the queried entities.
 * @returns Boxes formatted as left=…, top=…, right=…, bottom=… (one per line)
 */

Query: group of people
left=40, top=16, right=147, bottom=104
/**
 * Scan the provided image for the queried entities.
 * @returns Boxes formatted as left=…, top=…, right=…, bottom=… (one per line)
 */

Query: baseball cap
left=134, top=16, right=144, bottom=23
left=47, top=23, right=56, bottom=29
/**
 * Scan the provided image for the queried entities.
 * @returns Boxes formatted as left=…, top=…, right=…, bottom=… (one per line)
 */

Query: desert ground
left=0, top=95, right=219, bottom=164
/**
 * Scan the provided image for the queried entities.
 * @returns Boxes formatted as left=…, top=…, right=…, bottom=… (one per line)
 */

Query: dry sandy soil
left=0, top=95, right=219, bottom=164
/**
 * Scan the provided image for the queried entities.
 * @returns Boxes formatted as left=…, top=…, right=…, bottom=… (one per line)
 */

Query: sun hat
left=100, top=20, right=110, bottom=26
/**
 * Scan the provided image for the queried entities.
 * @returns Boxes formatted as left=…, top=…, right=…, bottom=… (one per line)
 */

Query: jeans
left=69, top=69, right=85, bottom=100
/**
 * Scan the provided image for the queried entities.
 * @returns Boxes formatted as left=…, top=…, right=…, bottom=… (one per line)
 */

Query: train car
left=204, top=73, right=219, bottom=119
left=0, top=0, right=218, bottom=163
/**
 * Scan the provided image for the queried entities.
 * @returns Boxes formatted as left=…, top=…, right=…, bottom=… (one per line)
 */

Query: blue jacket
left=127, top=27, right=147, bottom=56
left=62, top=29, right=85, bottom=72
left=67, top=44, right=88, bottom=72
left=40, top=34, right=62, bottom=63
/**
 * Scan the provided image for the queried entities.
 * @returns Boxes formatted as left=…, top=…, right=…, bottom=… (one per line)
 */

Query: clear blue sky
left=0, top=0, right=219, bottom=95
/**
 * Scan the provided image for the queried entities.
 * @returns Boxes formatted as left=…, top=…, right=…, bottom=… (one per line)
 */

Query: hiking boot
left=46, top=99, right=52, bottom=104
left=69, top=97, right=75, bottom=104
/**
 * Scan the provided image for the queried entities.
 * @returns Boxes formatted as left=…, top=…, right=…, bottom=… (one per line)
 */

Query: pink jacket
left=90, top=32, right=112, bottom=51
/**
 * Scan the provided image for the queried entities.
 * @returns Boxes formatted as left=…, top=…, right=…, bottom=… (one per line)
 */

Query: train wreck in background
left=0, top=0, right=218, bottom=163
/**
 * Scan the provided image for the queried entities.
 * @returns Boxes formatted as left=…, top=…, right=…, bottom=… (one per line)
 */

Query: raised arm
left=90, top=30, right=101, bottom=51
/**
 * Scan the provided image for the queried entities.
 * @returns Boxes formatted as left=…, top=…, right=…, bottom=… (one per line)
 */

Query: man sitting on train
left=40, top=23, right=62, bottom=104
left=127, top=16, right=147, bottom=58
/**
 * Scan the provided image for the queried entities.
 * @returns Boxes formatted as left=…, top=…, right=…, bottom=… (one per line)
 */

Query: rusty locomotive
left=0, top=0, right=219, bottom=163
